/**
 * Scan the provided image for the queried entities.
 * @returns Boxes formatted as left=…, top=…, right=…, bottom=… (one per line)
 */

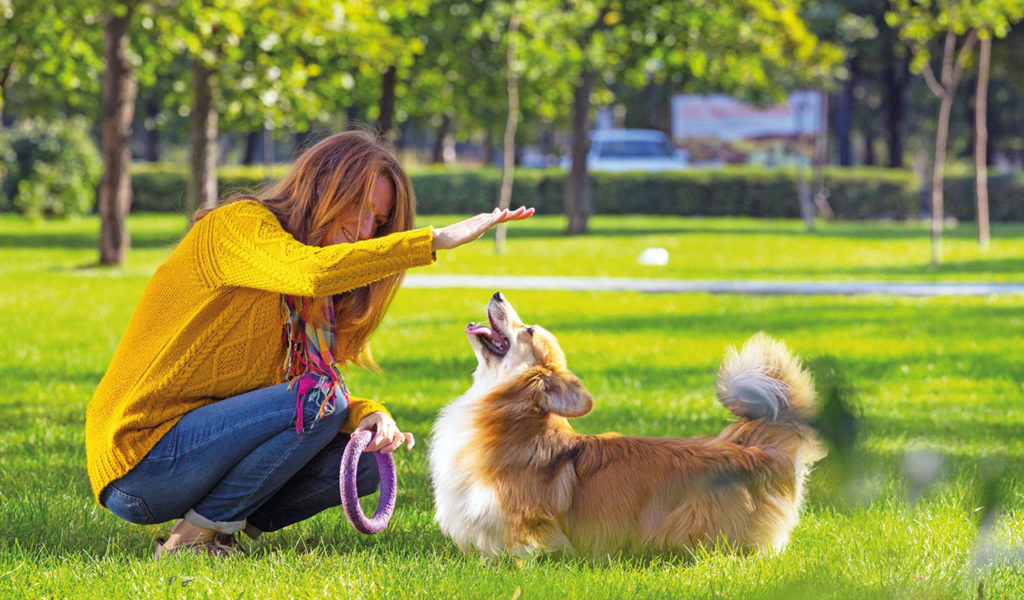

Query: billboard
left=670, top=91, right=824, bottom=140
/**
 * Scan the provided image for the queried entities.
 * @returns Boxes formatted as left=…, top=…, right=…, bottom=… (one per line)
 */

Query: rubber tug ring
left=340, top=430, right=397, bottom=534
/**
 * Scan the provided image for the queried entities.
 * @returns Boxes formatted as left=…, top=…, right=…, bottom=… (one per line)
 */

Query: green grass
left=1, top=213, right=1022, bottom=598
left=3, top=212, right=1022, bottom=281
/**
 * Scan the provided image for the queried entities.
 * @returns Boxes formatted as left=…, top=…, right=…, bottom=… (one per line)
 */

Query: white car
left=561, top=129, right=688, bottom=172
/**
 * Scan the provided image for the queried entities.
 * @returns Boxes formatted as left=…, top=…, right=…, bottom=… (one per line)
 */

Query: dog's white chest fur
left=429, top=382, right=508, bottom=556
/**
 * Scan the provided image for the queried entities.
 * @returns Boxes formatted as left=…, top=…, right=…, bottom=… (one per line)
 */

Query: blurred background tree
left=887, top=0, right=1024, bottom=265
left=0, top=0, right=1022, bottom=264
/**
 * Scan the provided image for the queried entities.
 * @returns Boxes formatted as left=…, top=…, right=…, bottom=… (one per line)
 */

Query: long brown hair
left=193, top=129, right=416, bottom=369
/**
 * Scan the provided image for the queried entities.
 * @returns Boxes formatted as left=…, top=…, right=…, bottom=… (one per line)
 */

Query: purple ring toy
left=340, top=430, right=397, bottom=534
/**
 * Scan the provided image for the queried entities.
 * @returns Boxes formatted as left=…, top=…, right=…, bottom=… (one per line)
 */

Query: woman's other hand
left=354, top=412, right=415, bottom=453
left=431, top=206, right=535, bottom=251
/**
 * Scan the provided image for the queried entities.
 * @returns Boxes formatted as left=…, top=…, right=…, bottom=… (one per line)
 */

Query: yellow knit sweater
left=85, top=200, right=436, bottom=503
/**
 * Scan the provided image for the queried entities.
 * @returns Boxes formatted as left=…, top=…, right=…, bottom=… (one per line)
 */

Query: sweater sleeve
left=341, top=396, right=391, bottom=434
left=198, top=201, right=435, bottom=296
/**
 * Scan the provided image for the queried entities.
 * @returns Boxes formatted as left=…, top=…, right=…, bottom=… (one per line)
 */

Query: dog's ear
left=538, top=368, right=593, bottom=418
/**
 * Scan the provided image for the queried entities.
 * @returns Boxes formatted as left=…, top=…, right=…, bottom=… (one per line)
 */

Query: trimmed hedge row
left=127, top=162, right=1024, bottom=221
left=944, top=173, right=1024, bottom=221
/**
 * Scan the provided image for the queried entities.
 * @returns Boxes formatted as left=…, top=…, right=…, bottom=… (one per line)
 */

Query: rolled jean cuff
left=184, top=508, right=247, bottom=534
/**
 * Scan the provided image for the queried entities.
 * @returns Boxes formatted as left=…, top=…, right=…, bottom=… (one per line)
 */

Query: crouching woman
left=85, top=130, right=532, bottom=557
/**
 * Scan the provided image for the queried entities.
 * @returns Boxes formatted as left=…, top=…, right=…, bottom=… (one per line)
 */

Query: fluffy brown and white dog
left=429, top=292, right=826, bottom=559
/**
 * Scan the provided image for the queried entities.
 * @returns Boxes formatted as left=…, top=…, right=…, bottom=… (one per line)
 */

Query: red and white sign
left=670, top=91, right=823, bottom=140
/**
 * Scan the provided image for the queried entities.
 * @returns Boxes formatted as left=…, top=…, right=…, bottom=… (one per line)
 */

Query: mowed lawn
left=0, top=212, right=1022, bottom=599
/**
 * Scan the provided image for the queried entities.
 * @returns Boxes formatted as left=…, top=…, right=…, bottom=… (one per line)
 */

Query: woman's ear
left=538, top=369, right=593, bottom=418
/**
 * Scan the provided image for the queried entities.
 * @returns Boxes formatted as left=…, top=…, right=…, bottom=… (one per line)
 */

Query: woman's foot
left=154, top=519, right=244, bottom=559
left=162, top=518, right=215, bottom=549
left=153, top=537, right=232, bottom=559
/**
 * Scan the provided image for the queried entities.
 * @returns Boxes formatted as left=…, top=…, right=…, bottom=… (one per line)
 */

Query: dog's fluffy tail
left=716, top=332, right=816, bottom=424
left=715, top=333, right=825, bottom=552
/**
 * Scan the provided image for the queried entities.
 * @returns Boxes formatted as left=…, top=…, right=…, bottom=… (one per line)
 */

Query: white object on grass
left=637, top=247, right=669, bottom=266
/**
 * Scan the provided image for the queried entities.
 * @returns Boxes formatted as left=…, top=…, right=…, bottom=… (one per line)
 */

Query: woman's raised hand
left=431, top=206, right=535, bottom=251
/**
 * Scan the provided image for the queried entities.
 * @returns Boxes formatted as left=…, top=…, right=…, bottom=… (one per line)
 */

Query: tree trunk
left=836, top=58, right=857, bottom=166
left=98, top=8, right=138, bottom=266
left=481, top=129, right=495, bottom=166
left=243, top=130, right=260, bottom=165
left=883, top=55, right=908, bottom=168
left=143, top=97, right=161, bottom=162
left=812, top=90, right=834, bottom=220
left=862, top=124, right=876, bottom=166
left=0, top=35, right=24, bottom=123
left=931, top=91, right=954, bottom=266
left=262, top=127, right=274, bottom=164
left=922, top=26, right=978, bottom=266
left=431, top=114, right=452, bottom=164
left=377, top=65, right=397, bottom=139
left=644, top=72, right=660, bottom=131
left=495, top=11, right=520, bottom=255
left=188, top=61, right=218, bottom=212
left=566, top=69, right=597, bottom=234
left=974, top=36, right=991, bottom=251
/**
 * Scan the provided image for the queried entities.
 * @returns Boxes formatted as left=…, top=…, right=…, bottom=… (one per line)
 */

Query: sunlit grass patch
left=1, top=213, right=1022, bottom=598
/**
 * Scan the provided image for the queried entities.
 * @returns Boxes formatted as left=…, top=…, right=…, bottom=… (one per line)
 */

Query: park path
left=404, top=274, right=1024, bottom=296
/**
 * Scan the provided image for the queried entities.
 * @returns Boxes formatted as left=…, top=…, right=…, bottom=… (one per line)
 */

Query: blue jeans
left=100, top=381, right=380, bottom=535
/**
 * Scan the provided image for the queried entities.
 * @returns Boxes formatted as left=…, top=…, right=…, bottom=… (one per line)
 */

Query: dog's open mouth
left=466, top=311, right=509, bottom=356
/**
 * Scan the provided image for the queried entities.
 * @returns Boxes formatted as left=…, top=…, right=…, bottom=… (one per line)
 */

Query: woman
left=85, top=130, right=533, bottom=557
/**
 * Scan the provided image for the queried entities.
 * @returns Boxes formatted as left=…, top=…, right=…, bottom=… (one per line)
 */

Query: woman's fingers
left=499, top=206, right=533, bottom=222
left=432, top=206, right=535, bottom=251
left=383, top=436, right=405, bottom=454
left=366, top=430, right=387, bottom=452
left=360, top=427, right=414, bottom=453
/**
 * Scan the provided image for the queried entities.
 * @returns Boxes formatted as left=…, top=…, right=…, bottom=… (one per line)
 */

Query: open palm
left=432, top=206, right=534, bottom=251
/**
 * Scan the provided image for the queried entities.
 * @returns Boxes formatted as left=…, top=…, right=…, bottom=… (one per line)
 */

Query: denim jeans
left=100, top=380, right=380, bottom=535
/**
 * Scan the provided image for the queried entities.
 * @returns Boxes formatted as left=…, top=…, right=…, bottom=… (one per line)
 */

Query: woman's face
left=324, top=176, right=395, bottom=245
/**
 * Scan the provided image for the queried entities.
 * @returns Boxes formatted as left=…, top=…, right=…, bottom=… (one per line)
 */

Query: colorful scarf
left=282, top=293, right=351, bottom=435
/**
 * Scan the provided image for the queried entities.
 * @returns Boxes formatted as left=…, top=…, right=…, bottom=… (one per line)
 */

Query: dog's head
left=465, top=292, right=593, bottom=418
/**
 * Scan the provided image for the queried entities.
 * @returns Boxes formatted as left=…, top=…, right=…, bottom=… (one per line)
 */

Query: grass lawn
left=2, top=212, right=1022, bottom=281
left=0, top=212, right=1022, bottom=598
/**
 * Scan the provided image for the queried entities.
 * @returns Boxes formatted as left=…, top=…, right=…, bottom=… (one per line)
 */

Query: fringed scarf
left=282, top=294, right=351, bottom=435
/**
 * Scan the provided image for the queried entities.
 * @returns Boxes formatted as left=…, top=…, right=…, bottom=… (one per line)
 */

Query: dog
left=428, top=292, right=825, bottom=559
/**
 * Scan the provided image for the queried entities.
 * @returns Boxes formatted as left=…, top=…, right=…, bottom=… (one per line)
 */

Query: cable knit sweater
left=86, top=200, right=436, bottom=503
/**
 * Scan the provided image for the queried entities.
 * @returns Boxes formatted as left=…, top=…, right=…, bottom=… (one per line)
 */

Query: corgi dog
left=429, top=292, right=825, bottom=559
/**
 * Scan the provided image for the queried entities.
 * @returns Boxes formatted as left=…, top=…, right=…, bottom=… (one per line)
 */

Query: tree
left=888, top=0, right=1023, bottom=264
left=495, top=3, right=521, bottom=254
left=973, top=9, right=1023, bottom=250
left=0, top=2, right=102, bottom=122
left=152, top=0, right=310, bottom=212
left=805, top=1, right=913, bottom=168
left=99, top=2, right=141, bottom=266
left=542, top=0, right=840, bottom=234
left=974, top=35, right=991, bottom=251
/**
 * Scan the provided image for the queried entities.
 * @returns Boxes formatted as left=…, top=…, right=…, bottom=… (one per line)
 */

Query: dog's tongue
left=466, top=323, right=507, bottom=346
left=466, top=323, right=494, bottom=337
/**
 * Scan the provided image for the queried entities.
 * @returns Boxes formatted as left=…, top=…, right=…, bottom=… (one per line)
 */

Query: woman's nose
left=358, top=215, right=375, bottom=240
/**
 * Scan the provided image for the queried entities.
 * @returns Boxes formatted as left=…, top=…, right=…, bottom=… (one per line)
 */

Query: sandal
left=213, top=533, right=248, bottom=556
left=153, top=536, right=236, bottom=559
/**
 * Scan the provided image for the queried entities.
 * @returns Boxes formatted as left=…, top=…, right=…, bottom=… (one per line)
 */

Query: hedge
left=944, top=173, right=1024, bottom=222
left=125, top=162, right=1024, bottom=221
left=1, top=116, right=102, bottom=218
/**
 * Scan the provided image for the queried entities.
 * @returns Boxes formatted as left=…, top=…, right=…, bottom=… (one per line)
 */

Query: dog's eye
left=526, top=327, right=534, bottom=336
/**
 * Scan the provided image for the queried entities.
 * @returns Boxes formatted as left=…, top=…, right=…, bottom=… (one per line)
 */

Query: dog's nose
left=492, top=291, right=504, bottom=302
